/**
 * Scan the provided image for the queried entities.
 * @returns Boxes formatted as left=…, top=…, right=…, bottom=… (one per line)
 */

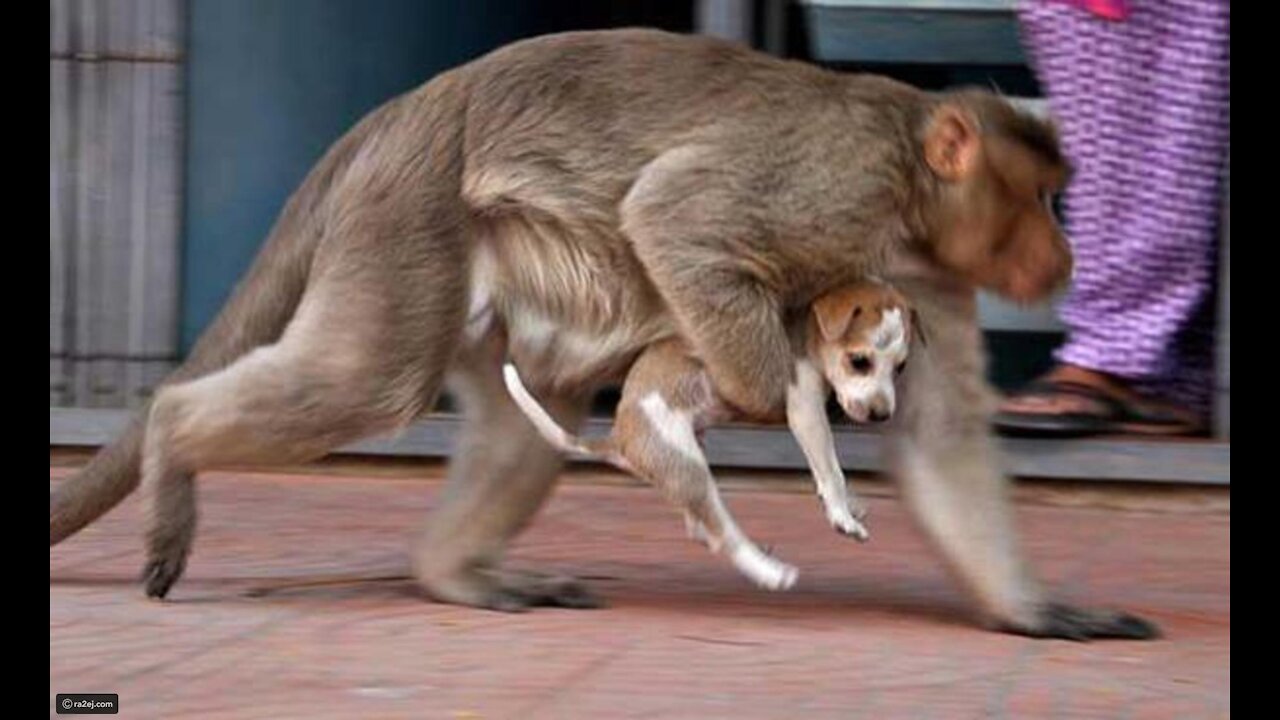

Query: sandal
left=993, top=379, right=1205, bottom=438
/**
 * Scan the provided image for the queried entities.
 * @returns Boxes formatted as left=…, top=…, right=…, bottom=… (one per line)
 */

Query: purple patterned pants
left=1016, top=0, right=1230, bottom=415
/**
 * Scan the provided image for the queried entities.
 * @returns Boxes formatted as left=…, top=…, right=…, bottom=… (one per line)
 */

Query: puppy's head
left=807, top=281, right=913, bottom=424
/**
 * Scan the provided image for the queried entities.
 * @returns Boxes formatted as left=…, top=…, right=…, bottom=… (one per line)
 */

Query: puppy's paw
left=828, top=506, right=870, bottom=542
left=731, top=544, right=799, bottom=591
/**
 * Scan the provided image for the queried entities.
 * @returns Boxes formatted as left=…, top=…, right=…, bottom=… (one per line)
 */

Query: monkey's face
left=809, top=284, right=911, bottom=424
left=923, top=105, right=1074, bottom=304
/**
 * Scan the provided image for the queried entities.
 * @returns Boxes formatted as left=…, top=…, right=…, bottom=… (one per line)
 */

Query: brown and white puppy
left=502, top=280, right=913, bottom=590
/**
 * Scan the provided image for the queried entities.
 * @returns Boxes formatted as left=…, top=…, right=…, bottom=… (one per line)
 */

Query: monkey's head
left=807, top=281, right=913, bottom=424
left=918, top=92, right=1073, bottom=304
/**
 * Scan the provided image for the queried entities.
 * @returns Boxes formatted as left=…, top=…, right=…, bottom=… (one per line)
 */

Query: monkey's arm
left=622, top=146, right=795, bottom=418
left=886, top=272, right=1158, bottom=639
left=785, top=361, right=869, bottom=540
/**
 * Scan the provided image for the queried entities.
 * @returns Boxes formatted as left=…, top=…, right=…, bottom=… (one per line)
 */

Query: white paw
left=731, top=544, right=799, bottom=591
left=828, top=506, right=870, bottom=542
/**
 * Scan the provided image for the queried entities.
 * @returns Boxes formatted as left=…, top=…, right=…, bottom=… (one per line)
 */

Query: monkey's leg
left=139, top=233, right=468, bottom=599
left=141, top=341, right=460, bottom=599
left=886, top=278, right=1158, bottom=640
left=622, top=146, right=794, bottom=418
left=412, top=351, right=599, bottom=612
left=616, top=398, right=798, bottom=591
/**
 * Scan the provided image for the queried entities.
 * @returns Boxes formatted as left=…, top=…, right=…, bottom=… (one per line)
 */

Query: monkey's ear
left=924, top=104, right=980, bottom=181
left=812, top=290, right=862, bottom=341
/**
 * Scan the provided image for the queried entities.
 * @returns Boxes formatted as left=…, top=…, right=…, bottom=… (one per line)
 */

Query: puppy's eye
left=849, top=355, right=873, bottom=374
left=895, top=361, right=907, bottom=376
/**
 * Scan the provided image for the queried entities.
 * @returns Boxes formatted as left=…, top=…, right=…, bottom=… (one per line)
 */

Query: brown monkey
left=50, top=29, right=1153, bottom=639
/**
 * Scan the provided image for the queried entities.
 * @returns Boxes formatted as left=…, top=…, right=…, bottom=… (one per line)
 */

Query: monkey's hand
left=999, top=604, right=1161, bottom=641
left=680, top=272, right=793, bottom=418
left=889, top=271, right=1161, bottom=641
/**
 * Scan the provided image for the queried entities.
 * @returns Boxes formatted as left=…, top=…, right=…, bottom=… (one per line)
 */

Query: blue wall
left=183, top=1, right=693, bottom=351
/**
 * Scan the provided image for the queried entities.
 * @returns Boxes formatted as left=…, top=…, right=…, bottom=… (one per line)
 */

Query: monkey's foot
left=141, top=555, right=187, bottom=600
left=141, top=528, right=193, bottom=599
left=1001, top=603, right=1161, bottom=641
left=419, top=566, right=604, bottom=613
left=488, top=569, right=605, bottom=610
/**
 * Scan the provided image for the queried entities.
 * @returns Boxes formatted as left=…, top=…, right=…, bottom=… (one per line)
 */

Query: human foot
left=995, top=365, right=1205, bottom=437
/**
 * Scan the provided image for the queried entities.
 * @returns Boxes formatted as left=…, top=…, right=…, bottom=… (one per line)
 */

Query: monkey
left=49, top=29, right=1155, bottom=639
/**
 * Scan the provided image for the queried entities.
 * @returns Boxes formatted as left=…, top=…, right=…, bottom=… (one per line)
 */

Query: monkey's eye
left=895, top=361, right=907, bottom=376
left=849, top=355, right=873, bottom=374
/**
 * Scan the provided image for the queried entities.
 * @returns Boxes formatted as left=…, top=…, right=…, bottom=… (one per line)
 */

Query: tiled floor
left=50, top=466, right=1229, bottom=719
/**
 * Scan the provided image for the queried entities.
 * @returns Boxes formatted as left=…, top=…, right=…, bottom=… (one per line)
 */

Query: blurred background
left=50, top=0, right=1229, bottom=484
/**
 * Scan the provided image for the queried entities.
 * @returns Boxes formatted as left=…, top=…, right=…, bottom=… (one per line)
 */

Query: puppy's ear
left=812, top=289, right=863, bottom=341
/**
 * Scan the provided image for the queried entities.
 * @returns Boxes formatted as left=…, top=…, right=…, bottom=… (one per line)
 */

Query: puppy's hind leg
left=624, top=392, right=798, bottom=591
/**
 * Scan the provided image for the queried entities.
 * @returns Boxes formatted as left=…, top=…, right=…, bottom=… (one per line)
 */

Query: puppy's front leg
left=786, top=361, right=869, bottom=541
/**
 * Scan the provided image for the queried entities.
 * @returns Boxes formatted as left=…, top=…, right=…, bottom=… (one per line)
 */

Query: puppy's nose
left=868, top=407, right=890, bottom=423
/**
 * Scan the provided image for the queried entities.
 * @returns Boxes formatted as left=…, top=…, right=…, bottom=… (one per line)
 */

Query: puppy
left=502, top=280, right=914, bottom=590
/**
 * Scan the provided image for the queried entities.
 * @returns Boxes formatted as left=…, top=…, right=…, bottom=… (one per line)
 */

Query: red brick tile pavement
left=50, top=468, right=1229, bottom=719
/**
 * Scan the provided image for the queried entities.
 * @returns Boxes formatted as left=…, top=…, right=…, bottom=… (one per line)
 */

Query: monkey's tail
left=501, top=364, right=628, bottom=470
left=49, top=95, right=391, bottom=546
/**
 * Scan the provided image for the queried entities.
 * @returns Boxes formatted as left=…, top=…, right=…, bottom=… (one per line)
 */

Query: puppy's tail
left=501, top=364, right=626, bottom=469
